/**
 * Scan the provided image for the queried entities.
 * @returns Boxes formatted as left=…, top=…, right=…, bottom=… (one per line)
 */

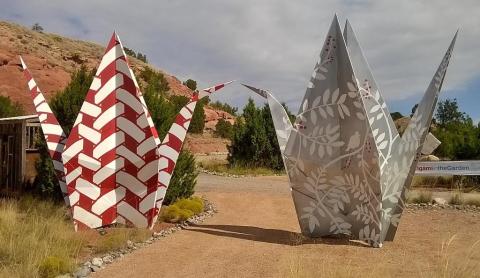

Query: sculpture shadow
left=187, top=224, right=370, bottom=247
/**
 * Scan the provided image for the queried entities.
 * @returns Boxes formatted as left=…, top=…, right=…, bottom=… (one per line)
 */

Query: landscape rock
left=102, top=255, right=113, bottom=264
left=432, top=197, right=447, bottom=205
left=91, top=257, right=103, bottom=267
left=73, top=266, right=91, bottom=278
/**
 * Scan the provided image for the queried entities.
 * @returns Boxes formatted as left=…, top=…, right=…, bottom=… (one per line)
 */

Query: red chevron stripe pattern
left=20, top=57, right=70, bottom=206
left=147, top=81, right=234, bottom=224
left=62, top=33, right=159, bottom=230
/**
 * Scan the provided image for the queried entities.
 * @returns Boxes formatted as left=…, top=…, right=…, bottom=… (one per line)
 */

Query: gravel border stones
left=63, top=199, right=217, bottom=278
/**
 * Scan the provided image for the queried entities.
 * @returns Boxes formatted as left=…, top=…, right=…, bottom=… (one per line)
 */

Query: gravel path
left=93, top=174, right=480, bottom=278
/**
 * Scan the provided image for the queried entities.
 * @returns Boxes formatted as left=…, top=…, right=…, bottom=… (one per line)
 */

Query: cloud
left=1, top=0, right=479, bottom=113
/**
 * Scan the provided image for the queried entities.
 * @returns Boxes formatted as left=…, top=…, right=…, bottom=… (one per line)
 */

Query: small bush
left=164, top=150, right=198, bottom=205
left=465, top=197, right=480, bottom=207
left=160, top=204, right=194, bottom=223
left=160, top=197, right=204, bottom=223
left=38, top=256, right=71, bottom=278
left=175, top=197, right=204, bottom=215
left=449, top=192, right=464, bottom=205
left=408, top=191, right=433, bottom=204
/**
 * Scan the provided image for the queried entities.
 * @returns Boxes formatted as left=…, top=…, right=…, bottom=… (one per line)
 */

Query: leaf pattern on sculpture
left=266, top=17, right=456, bottom=247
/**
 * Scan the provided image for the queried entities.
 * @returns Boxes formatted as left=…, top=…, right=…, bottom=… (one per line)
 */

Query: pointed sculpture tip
left=331, top=13, right=342, bottom=29
left=241, top=83, right=268, bottom=99
left=19, top=55, right=26, bottom=69
left=241, top=83, right=253, bottom=90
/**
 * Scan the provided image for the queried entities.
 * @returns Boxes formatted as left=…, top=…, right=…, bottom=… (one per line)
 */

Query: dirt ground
left=93, top=174, right=480, bottom=278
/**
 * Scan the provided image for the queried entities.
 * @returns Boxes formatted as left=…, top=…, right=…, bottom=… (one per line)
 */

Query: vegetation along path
left=94, top=174, right=480, bottom=277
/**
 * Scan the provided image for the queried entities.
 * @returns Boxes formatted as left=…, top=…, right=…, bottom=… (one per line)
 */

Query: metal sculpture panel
left=243, top=16, right=456, bottom=247
left=62, top=33, right=159, bottom=229
left=21, top=58, right=70, bottom=206
left=22, top=33, right=233, bottom=230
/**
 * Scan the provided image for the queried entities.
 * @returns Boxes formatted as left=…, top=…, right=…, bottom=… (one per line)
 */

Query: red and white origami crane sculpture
left=21, top=32, right=232, bottom=230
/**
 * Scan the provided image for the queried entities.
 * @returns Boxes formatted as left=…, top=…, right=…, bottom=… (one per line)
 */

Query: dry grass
left=412, top=176, right=480, bottom=192
left=198, top=160, right=283, bottom=176
left=412, top=176, right=454, bottom=189
left=407, top=190, right=433, bottom=204
left=449, top=191, right=465, bottom=205
left=285, top=234, right=480, bottom=278
left=435, top=235, right=480, bottom=278
left=93, top=228, right=151, bottom=254
left=464, top=196, right=480, bottom=207
left=0, top=196, right=86, bottom=278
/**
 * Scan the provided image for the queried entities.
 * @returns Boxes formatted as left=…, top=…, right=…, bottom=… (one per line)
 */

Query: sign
left=415, top=161, right=480, bottom=176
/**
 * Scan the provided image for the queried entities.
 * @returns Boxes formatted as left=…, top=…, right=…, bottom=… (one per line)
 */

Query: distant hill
left=0, top=21, right=234, bottom=154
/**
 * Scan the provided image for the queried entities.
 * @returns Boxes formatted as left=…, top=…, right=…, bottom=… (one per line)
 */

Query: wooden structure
left=0, top=115, right=40, bottom=194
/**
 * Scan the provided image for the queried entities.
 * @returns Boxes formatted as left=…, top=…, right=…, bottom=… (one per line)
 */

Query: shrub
left=408, top=191, right=433, bottom=204
left=0, top=95, right=23, bottom=118
left=32, top=23, right=44, bottom=32
left=34, top=66, right=93, bottom=200
left=449, top=192, right=464, bottom=205
left=214, top=118, right=233, bottom=139
left=38, top=256, right=71, bottom=278
left=160, top=204, right=194, bottom=223
left=183, top=79, right=197, bottom=91
left=160, top=197, right=204, bottom=223
left=50, top=66, right=94, bottom=133
left=189, top=97, right=207, bottom=134
left=465, top=197, right=480, bottom=207
left=228, top=99, right=293, bottom=170
left=33, top=134, right=62, bottom=200
left=164, top=150, right=198, bottom=204
left=175, top=197, right=204, bottom=215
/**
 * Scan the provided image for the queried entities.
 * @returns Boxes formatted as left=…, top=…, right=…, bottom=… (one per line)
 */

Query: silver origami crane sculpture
left=243, top=15, right=457, bottom=247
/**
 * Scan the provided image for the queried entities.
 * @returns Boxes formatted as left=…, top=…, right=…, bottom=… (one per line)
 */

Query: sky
left=1, top=0, right=480, bottom=121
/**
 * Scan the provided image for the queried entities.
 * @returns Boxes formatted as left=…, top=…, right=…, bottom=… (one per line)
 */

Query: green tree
left=0, top=96, right=23, bottom=118
left=432, top=99, right=480, bottom=160
left=163, top=151, right=198, bottom=204
left=209, top=100, right=238, bottom=116
left=123, top=47, right=136, bottom=57
left=50, top=66, right=94, bottom=134
left=188, top=98, right=206, bottom=134
left=32, top=23, right=44, bottom=32
left=139, top=68, right=199, bottom=205
left=435, top=98, right=466, bottom=126
left=35, top=66, right=93, bottom=199
left=136, top=53, right=147, bottom=63
left=410, top=104, right=418, bottom=117
left=183, top=79, right=197, bottom=91
left=228, top=98, right=291, bottom=170
left=390, top=112, right=403, bottom=121
left=36, top=65, right=200, bottom=202
left=214, top=118, right=233, bottom=139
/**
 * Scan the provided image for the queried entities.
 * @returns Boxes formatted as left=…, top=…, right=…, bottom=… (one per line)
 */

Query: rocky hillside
left=0, top=21, right=233, bottom=154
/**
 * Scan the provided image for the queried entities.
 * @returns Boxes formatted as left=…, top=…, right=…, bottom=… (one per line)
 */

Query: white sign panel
left=415, top=161, right=480, bottom=176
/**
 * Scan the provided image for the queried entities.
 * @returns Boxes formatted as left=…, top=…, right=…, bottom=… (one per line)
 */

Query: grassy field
left=0, top=196, right=86, bottom=277
left=0, top=196, right=204, bottom=277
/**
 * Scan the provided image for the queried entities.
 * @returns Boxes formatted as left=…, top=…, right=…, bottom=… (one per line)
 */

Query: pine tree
left=0, top=96, right=23, bottom=118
